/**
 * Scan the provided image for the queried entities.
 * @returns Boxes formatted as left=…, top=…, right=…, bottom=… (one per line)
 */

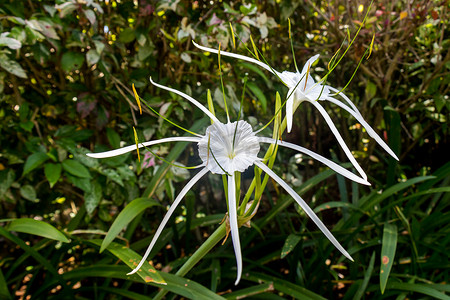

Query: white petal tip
left=126, top=269, right=137, bottom=275
left=234, top=278, right=241, bottom=285
left=363, top=180, right=371, bottom=186
left=287, top=122, right=292, bottom=133
left=86, top=153, right=104, bottom=158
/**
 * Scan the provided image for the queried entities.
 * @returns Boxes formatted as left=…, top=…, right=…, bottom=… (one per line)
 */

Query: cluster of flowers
left=87, top=40, right=397, bottom=285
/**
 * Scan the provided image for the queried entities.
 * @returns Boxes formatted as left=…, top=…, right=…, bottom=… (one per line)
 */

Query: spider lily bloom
left=87, top=78, right=369, bottom=285
left=192, top=42, right=399, bottom=181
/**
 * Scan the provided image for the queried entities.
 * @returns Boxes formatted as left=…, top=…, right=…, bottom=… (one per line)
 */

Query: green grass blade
left=36, top=264, right=225, bottom=300
left=91, top=287, right=153, bottom=300
left=100, top=198, right=161, bottom=252
left=360, top=176, right=434, bottom=211
left=91, top=239, right=165, bottom=285
left=5, top=218, right=69, bottom=243
left=281, top=234, right=302, bottom=259
left=210, top=259, right=221, bottom=292
left=386, top=282, right=450, bottom=300
left=380, top=223, right=398, bottom=294
left=224, top=282, right=274, bottom=299
left=0, top=268, right=12, bottom=300
left=244, top=272, right=327, bottom=300
left=352, top=251, right=375, bottom=300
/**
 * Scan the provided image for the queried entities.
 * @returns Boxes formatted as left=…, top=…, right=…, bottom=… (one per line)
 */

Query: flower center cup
left=198, top=120, right=260, bottom=175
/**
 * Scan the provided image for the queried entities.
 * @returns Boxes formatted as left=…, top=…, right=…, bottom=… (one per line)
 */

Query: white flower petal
left=301, top=54, right=320, bottom=75
left=86, top=137, right=201, bottom=158
left=192, top=41, right=276, bottom=75
left=326, top=96, right=399, bottom=160
left=327, top=86, right=362, bottom=118
left=258, top=137, right=370, bottom=185
left=149, top=77, right=220, bottom=124
left=311, top=101, right=368, bottom=181
left=254, top=160, right=354, bottom=262
left=286, top=88, right=295, bottom=133
left=228, top=173, right=242, bottom=285
left=127, top=167, right=209, bottom=275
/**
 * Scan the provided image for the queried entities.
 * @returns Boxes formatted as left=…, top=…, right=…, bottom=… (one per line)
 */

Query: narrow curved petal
left=327, top=86, right=362, bottom=118
left=127, top=167, right=209, bottom=275
left=254, top=160, right=354, bottom=262
left=86, top=137, right=201, bottom=158
left=228, top=173, right=242, bottom=285
left=258, top=137, right=370, bottom=186
left=301, top=54, right=320, bottom=75
left=192, top=41, right=276, bottom=75
left=286, top=88, right=295, bottom=133
left=311, top=101, right=368, bottom=181
left=326, top=96, right=399, bottom=160
left=149, top=77, right=220, bottom=124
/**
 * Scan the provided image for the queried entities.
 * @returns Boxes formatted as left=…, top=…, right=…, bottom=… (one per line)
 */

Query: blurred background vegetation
left=0, top=0, right=448, bottom=299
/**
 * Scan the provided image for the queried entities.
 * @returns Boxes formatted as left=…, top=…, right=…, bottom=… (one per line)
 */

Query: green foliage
left=0, top=0, right=448, bottom=299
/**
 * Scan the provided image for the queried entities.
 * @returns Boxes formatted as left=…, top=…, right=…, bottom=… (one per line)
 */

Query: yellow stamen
left=288, top=18, right=292, bottom=39
left=132, top=83, right=142, bottom=115
left=229, top=22, right=236, bottom=49
left=367, top=34, right=375, bottom=59
left=250, top=35, right=259, bottom=60
left=133, top=126, right=140, bottom=162
left=304, top=62, right=311, bottom=91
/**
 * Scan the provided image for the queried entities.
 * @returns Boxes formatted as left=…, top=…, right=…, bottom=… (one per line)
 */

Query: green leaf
left=380, top=223, right=398, bottom=294
left=40, top=263, right=224, bottom=300
left=61, top=52, right=85, bottom=72
left=386, top=282, right=450, bottom=300
left=247, top=82, right=267, bottom=112
left=44, top=163, right=62, bottom=188
left=83, top=9, right=96, bottom=25
left=23, top=152, right=49, bottom=176
left=281, top=234, right=302, bottom=258
left=85, top=180, right=102, bottom=215
left=0, top=169, right=16, bottom=197
left=353, top=251, right=375, bottom=300
left=119, top=28, right=135, bottom=43
left=237, top=62, right=270, bottom=84
left=0, top=54, right=27, bottom=78
left=6, top=218, right=69, bottom=243
left=101, top=198, right=161, bottom=252
left=95, top=287, right=153, bottom=300
left=0, top=268, right=12, bottom=300
left=62, top=159, right=91, bottom=178
left=91, top=240, right=166, bottom=285
left=224, top=283, right=275, bottom=299
left=106, top=128, right=121, bottom=148
left=245, top=272, right=326, bottom=300
left=0, top=36, right=22, bottom=49
left=19, top=185, right=38, bottom=202
left=86, top=49, right=100, bottom=66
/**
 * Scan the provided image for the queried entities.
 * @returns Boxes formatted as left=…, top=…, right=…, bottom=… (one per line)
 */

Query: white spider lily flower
left=192, top=42, right=399, bottom=181
left=87, top=79, right=369, bottom=285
